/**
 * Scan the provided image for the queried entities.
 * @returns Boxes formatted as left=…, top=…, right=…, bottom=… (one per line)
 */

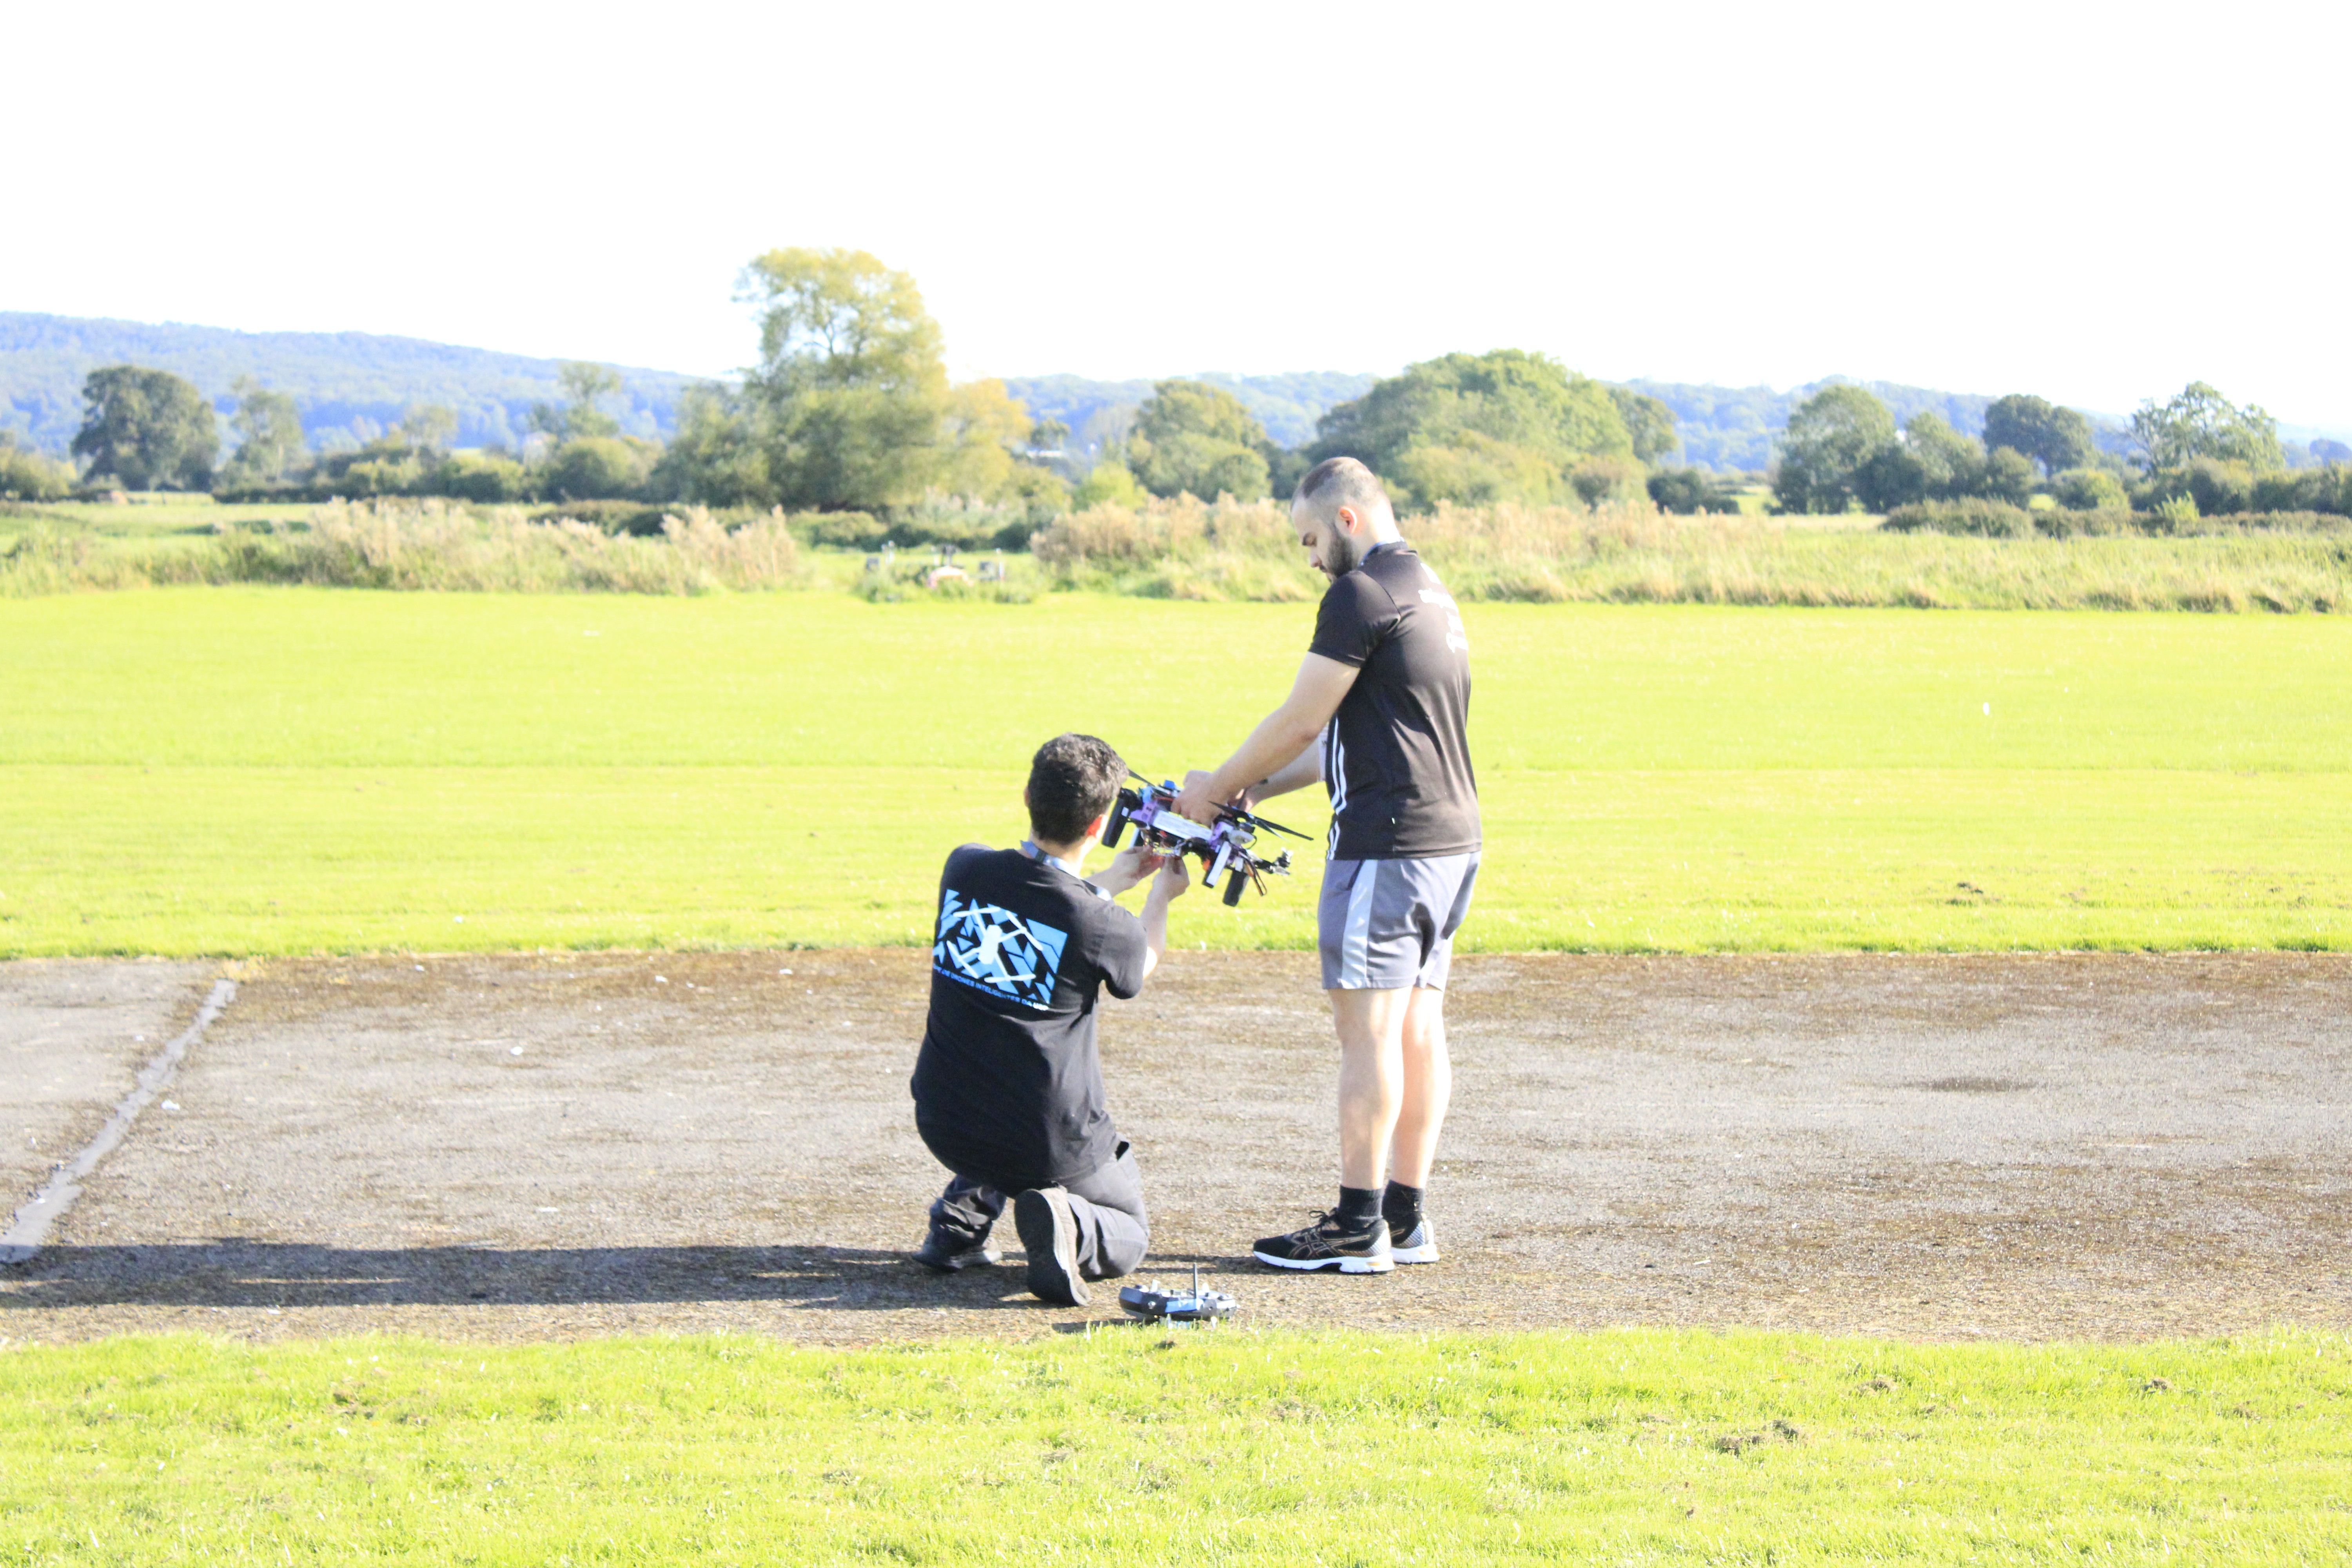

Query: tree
left=646, top=383, right=768, bottom=507
left=1607, top=385, right=1680, bottom=465
left=2128, top=382, right=2283, bottom=473
left=70, top=365, right=218, bottom=490
left=1073, top=461, right=1147, bottom=508
left=1126, top=379, right=1274, bottom=500
left=737, top=247, right=949, bottom=510
left=1308, top=349, right=1633, bottom=510
left=936, top=378, right=1069, bottom=510
left=220, top=377, right=308, bottom=489
left=530, top=363, right=624, bottom=441
left=394, top=404, right=458, bottom=454
left=1981, top=394, right=2095, bottom=477
left=1773, top=385, right=1895, bottom=513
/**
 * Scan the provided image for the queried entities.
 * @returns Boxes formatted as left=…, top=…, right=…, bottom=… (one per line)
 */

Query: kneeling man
left=909, top=732, right=1188, bottom=1305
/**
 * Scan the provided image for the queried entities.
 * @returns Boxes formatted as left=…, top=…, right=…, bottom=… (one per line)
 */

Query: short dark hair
left=1027, top=733, right=1125, bottom=844
left=1294, top=455, right=1392, bottom=517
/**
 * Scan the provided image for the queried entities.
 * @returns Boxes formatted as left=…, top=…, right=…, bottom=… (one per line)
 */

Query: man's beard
left=1319, top=531, right=1363, bottom=580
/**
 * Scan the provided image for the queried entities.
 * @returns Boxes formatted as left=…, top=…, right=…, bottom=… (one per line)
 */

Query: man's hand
left=1091, top=843, right=1164, bottom=898
left=1150, top=853, right=1191, bottom=903
left=1175, top=769, right=1238, bottom=828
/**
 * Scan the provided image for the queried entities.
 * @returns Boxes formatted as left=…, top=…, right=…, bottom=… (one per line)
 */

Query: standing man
left=1176, top=456, right=1478, bottom=1274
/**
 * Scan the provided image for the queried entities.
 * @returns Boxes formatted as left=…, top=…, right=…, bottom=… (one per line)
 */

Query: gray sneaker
left=1014, top=1187, right=1089, bottom=1306
left=1388, top=1217, right=1440, bottom=1265
left=913, top=1227, right=1000, bottom=1274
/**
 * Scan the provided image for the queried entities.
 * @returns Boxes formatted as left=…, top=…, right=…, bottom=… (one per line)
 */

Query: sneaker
left=1014, top=1187, right=1089, bottom=1306
left=1252, top=1212, right=1394, bottom=1273
left=913, top=1228, right=1000, bottom=1274
left=1388, top=1217, right=1440, bottom=1265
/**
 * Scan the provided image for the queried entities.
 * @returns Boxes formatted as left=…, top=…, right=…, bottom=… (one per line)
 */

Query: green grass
left=4, top=589, right=2349, bottom=956
left=2, top=1329, right=2345, bottom=1564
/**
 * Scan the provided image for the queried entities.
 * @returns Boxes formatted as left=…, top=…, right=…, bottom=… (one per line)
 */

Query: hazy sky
left=12, top=2, right=2349, bottom=426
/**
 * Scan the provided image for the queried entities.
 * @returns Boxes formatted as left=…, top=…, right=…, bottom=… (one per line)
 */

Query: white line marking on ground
left=0, top=979, right=236, bottom=1265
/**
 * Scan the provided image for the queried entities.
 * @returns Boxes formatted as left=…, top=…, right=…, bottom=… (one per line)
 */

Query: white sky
left=11, top=1, right=2349, bottom=426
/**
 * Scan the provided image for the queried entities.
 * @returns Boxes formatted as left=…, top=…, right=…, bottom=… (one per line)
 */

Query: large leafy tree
left=220, top=376, right=308, bottom=489
left=1127, top=379, right=1274, bottom=500
left=1307, top=349, right=1633, bottom=510
left=2128, top=382, right=2283, bottom=472
left=1982, top=394, right=2095, bottom=476
left=70, top=365, right=218, bottom=490
left=738, top=247, right=949, bottom=510
left=1607, top=385, right=1680, bottom=465
left=1773, top=385, right=1896, bottom=514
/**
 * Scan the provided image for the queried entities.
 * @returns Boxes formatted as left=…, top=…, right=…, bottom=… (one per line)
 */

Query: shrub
left=2182, top=458, right=2256, bottom=517
left=0, top=438, right=75, bottom=501
left=546, top=437, right=652, bottom=501
left=2250, top=463, right=2352, bottom=516
left=435, top=452, right=532, bottom=503
left=2051, top=468, right=2128, bottom=511
left=791, top=510, right=891, bottom=549
left=1569, top=456, right=1646, bottom=508
left=1647, top=467, right=1739, bottom=514
left=1880, top=499, right=2036, bottom=537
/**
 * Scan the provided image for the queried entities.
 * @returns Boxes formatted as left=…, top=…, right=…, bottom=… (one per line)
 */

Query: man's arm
left=1174, top=653, right=1357, bottom=825
left=1135, top=856, right=1188, bottom=982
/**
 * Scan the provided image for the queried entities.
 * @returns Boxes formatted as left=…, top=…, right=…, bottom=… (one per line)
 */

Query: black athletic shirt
left=1308, top=540, right=1480, bottom=861
left=909, top=844, right=1149, bottom=1187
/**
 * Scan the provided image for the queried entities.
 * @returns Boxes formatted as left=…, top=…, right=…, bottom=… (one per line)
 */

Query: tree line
left=9, top=247, right=2347, bottom=529
left=1774, top=382, right=2352, bottom=520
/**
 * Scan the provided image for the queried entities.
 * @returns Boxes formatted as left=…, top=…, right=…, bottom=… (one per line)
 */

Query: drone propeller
left=1228, top=806, right=1311, bottom=840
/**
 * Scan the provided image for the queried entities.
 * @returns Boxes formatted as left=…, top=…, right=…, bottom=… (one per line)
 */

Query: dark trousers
left=928, top=1142, right=1151, bottom=1280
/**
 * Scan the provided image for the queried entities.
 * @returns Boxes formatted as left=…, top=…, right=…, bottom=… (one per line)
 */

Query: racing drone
left=1100, top=773, right=1310, bottom=907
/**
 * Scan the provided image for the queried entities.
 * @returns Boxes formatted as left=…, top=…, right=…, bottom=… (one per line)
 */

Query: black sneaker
left=1252, top=1212, right=1394, bottom=1273
left=1014, top=1187, right=1089, bottom=1306
left=913, top=1227, right=1000, bottom=1274
left=1388, top=1216, right=1439, bottom=1265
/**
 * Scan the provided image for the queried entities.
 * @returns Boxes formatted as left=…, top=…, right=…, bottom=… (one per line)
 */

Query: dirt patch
left=4, top=951, right=2347, bottom=1343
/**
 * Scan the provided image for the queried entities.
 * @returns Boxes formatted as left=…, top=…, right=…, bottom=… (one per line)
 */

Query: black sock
left=1334, top=1185, right=1381, bottom=1232
left=1383, top=1180, right=1424, bottom=1233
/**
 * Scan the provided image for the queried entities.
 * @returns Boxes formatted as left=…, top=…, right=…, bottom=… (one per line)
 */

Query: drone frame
left=1100, top=771, right=1310, bottom=906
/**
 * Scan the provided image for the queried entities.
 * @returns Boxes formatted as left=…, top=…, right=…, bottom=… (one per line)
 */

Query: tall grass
left=0, top=500, right=804, bottom=596
left=9, top=493, right=2350, bottom=610
left=1032, top=495, right=2352, bottom=611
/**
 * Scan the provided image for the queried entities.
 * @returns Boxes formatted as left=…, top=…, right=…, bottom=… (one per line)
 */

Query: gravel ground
left=3, top=950, right=2347, bottom=1344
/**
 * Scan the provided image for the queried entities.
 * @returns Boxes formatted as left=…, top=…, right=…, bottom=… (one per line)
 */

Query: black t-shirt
left=1308, top=541, right=1480, bottom=861
left=909, top=844, right=1150, bottom=1187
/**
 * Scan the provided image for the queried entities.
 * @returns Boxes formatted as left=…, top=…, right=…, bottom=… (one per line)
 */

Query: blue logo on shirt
left=933, top=889, right=1069, bottom=1010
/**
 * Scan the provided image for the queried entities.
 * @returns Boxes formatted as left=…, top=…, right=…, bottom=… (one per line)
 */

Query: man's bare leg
left=1331, top=986, right=1411, bottom=1189
left=1388, top=986, right=1451, bottom=1187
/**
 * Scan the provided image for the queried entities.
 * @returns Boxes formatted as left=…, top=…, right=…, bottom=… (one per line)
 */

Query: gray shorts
left=1318, top=853, right=1479, bottom=991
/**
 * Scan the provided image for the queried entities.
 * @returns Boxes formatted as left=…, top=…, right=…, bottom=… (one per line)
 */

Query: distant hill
left=0, top=312, right=696, bottom=454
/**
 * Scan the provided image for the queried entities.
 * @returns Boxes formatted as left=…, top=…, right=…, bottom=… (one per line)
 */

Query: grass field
left=3, top=1328, right=2344, bottom=1564
left=3, top=588, right=2349, bottom=956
